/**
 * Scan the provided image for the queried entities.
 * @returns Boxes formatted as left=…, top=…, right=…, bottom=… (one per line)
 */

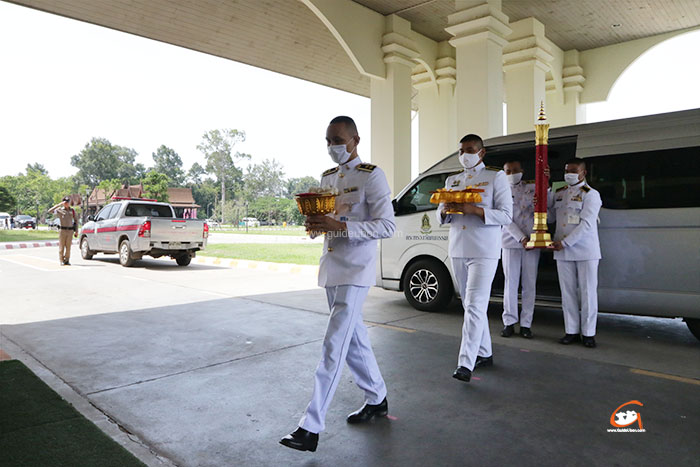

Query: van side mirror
left=87, top=215, right=95, bottom=221
left=392, top=199, right=399, bottom=215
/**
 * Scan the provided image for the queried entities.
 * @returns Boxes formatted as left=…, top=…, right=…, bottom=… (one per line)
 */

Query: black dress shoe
left=558, top=333, right=581, bottom=345
left=280, top=427, right=318, bottom=452
left=520, top=327, right=533, bottom=339
left=452, top=366, right=472, bottom=382
left=475, top=355, right=493, bottom=368
left=501, top=324, right=515, bottom=337
left=347, top=398, right=388, bottom=424
left=582, top=335, right=597, bottom=348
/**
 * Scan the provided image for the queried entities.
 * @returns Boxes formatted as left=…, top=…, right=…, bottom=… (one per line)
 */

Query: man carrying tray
left=280, top=116, right=395, bottom=452
left=436, top=134, right=512, bottom=383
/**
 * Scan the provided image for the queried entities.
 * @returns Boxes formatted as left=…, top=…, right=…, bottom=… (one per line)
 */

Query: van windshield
left=124, top=203, right=173, bottom=217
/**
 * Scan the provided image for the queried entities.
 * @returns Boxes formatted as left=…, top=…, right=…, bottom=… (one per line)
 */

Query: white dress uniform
left=436, top=162, right=512, bottom=370
left=548, top=181, right=602, bottom=337
left=299, top=156, right=395, bottom=434
left=501, top=180, right=541, bottom=328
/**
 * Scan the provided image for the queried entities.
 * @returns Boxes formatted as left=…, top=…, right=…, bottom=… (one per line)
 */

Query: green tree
left=186, top=162, right=207, bottom=185
left=97, top=178, right=123, bottom=200
left=142, top=171, right=170, bottom=202
left=196, top=129, right=249, bottom=223
left=242, top=158, right=286, bottom=202
left=71, top=137, right=145, bottom=187
left=152, top=145, right=185, bottom=186
left=0, top=185, right=15, bottom=212
left=286, top=176, right=320, bottom=198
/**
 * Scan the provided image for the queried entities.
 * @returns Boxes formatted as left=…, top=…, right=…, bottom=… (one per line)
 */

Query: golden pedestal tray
left=295, top=192, right=337, bottom=235
left=430, top=188, right=484, bottom=214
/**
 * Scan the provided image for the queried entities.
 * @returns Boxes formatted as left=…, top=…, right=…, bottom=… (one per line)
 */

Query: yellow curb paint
left=268, top=264, right=279, bottom=271
left=197, top=258, right=206, bottom=264
left=230, top=260, right=238, bottom=267
left=248, top=262, right=258, bottom=269
left=630, top=368, right=700, bottom=386
left=213, top=258, right=221, bottom=265
left=290, top=266, right=301, bottom=274
left=366, top=322, right=417, bottom=333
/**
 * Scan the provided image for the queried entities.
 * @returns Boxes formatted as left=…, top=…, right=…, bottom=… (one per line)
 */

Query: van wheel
left=119, top=239, right=135, bottom=267
left=685, top=318, right=700, bottom=342
left=80, top=237, right=94, bottom=260
left=176, top=254, right=191, bottom=266
left=403, top=259, right=453, bottom=312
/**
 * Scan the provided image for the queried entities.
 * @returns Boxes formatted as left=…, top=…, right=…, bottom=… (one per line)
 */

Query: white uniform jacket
left=502, top=180, right=536, bottom=249
left=318, top=157, right=395, bottom=287
left=436, top=162, right=513, bottom=259
left=548, top=182, right=602, bottom=261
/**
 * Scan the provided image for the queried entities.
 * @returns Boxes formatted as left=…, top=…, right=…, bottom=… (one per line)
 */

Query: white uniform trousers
left=299, top=285, right=387, bottom=434
left=501, top=248, right=541, bottom=328
left=556, top=260, right=599, bottom=336
left=451, top=258, right=499, bottom=370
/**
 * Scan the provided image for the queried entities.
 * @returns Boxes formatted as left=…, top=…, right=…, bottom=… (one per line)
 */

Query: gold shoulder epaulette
left=556, top=185, right=568, bottom=192
left=485, top=166, right=501, bottom=171
left=524, top=179, right=536, bottom=184
left=322, top=167, right=339, bottom=177
left=357, top=163, right=377, bottom=172
left=581, top=185, right=591, bottom=193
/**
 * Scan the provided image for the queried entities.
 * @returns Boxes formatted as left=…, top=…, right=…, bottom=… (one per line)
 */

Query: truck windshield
left=124, top=203, right=173, bottom=217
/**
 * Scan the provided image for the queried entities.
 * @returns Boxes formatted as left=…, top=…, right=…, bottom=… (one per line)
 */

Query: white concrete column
left=414, top=41, right=457, bottom=172
left=503, top=18, right=553, bottom=134
left=546, top=49, right=586, bottom=126
left=370, top=15, right=418, bottom=194
left=445, top=0, right=511, bottom=140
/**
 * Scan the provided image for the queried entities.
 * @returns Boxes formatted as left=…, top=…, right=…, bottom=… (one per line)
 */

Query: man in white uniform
left=501, top=161, right=540, bottom=339
left=549, top=158, right=602, bottom=348
left=280, top=116, right=395, bottom=452
left=437, top=134, right=512, bottom=383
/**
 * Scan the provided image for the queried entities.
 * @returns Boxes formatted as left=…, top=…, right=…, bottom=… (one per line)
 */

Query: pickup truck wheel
left=175, top=254, right=191, bottom=266
left=119, top=239, right=135, bottom=267
left=685, top=318, right=700, bottom=342
left=403, top=259, right=453, bottom=312
left=80, top=237, right=94, bottom=260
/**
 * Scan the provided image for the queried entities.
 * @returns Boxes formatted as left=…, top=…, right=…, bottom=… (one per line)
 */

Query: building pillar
left=546, top=49, right=586, bottom=127
left=445, top=0, right=511, bottom=140
left=414, top=41, right=457, bottom=172
left=370, top=15, right=417, bottom=194
left=503, top=18, right=553, bottom=134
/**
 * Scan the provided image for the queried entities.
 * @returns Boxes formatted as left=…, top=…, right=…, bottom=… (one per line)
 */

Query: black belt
left=59, top=226, right=75, bottom=230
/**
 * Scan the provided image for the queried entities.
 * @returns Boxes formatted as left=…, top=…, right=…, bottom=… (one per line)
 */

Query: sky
left=1, top=1, right=699, bottom=181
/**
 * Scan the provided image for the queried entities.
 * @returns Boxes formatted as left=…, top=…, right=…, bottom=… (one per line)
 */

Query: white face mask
left=564, top=173, right=581, bottom=185
left=507, top=173, right=523, bottom=185
left=459, top=150, right=482, bottom=169
left=327, top=141, right=354, bottom=165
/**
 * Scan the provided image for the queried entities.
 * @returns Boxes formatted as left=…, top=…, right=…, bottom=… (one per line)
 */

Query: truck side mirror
left=87, top=215, right=95, bottom=221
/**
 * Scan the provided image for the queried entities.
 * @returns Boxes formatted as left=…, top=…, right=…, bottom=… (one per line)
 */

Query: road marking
left=0, top=255, right=63, bottom=272
left=630, top=368, right=700, bottom=386
left=366, top=322, right=416, bottom=333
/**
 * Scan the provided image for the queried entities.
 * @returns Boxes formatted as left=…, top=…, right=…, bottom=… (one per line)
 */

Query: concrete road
left=207, top=232, right=323, bottom=245
left=1, top=245, right=698, bottom=467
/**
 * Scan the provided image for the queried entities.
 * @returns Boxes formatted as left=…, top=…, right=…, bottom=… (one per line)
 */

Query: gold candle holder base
left=445, top=210, right=464, bottom=215
left=526, top=231, right=553, bottom=249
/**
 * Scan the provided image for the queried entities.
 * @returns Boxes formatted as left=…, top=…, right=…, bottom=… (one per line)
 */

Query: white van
left=377, top=108, right=700, bottom=340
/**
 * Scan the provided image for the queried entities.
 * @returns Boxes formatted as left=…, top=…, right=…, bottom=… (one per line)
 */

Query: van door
left=93, top=204, right=116, bottom=251
left=382, top=172, right=451, bottom=285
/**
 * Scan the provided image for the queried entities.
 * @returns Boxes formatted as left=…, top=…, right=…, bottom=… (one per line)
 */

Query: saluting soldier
left=501, top=160, right=541, bottom=339
left=549, top=158, right=602, bottom=348
left=437, top=134, right=512, bottom=383
left=48, top=196, right=78, bottom=266
left=280, top=116, right=395, bottom=452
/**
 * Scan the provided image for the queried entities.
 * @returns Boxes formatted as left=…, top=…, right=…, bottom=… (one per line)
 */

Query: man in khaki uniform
left=48, top=196, right=78, bottom=265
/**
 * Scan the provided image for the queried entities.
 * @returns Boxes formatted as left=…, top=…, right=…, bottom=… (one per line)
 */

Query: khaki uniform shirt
left=55, top=207, right=78, bottom=231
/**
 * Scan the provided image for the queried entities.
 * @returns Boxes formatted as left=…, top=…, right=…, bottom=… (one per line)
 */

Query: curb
left=1, top=240, right=77, bottom=250
left=196, top=255, right=319, bottom=275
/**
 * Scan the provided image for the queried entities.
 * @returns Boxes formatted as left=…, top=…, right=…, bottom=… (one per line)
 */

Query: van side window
left=395, top=173, right=449, bottom=216
left=589, top=146, right=700, bottom=209
left=96, top=204, right=115, bottom=221
left=107, top=203, right=121, bottom=219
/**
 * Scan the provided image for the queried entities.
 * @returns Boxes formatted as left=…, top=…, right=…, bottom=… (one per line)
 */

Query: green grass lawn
left=212, top=226, right=307, bottom=236
left=0, top=229, right=60, bottom=242
left=201, top=243, right=322, bottom=265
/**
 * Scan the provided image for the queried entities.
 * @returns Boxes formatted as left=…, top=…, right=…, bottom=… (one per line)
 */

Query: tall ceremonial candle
left=526, top=102, right=553, bottom=249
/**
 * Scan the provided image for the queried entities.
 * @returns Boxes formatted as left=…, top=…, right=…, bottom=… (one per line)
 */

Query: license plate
left=169, top=242, right=182, bottom=249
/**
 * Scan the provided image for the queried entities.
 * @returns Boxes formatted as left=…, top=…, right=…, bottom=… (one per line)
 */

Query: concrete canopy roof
left=9, top=0, right=700, bottom=99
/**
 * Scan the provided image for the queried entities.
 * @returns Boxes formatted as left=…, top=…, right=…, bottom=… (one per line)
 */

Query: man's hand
left=304, top=214, right=347, bottom=236
left=521, top=237, right=529, bottom=248
left=550, top=240, right=564, bottom=251
left=544, top=164, right=550, bottom=179
left=73, top=232, right=78, bottom=238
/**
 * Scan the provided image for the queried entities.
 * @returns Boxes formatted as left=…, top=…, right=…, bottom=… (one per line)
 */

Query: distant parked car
left=14, top=215, right=37, bottom=229
left=48, top=218, right=61, bottom=230
left=241, top=217, right=260, bottom=227
left=205, top=219, right=220, bottom=229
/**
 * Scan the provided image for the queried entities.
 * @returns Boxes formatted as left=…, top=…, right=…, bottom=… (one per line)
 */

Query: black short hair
left=504, top=159, right=522, bottom=166
left=565, top=157, right=586, bottom=170
left=459, top=133, right=484, bottom=148
left=329, top=116, right=358, bottom=136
